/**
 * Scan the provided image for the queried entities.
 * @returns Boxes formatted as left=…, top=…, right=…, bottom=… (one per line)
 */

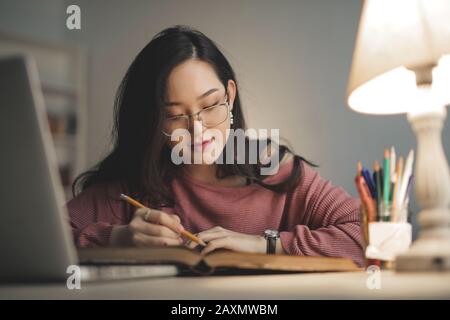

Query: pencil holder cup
left=365, top=222, right=412, bottom=262
left=379, top=202, right=409, bottom=222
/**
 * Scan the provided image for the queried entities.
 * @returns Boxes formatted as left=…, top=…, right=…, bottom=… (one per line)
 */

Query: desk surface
left=1, top=271, right=450, bottom=299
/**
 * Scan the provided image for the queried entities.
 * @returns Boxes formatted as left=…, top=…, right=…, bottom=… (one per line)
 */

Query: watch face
left=264, top=229, right=279, bottom=238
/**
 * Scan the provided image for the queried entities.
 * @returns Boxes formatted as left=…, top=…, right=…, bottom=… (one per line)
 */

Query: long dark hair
left=73, top=25, right=317, bottom=208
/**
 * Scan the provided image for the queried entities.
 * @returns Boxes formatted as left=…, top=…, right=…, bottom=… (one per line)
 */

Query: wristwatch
left=263, top=229, right=280, bottom=254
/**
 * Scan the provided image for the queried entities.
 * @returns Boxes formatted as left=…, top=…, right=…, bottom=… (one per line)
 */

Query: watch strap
left=266, top=236, right=276, bottom=254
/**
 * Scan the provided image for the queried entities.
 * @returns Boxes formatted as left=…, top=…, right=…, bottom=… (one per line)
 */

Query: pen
left=119, top=193, right=207, bottom=247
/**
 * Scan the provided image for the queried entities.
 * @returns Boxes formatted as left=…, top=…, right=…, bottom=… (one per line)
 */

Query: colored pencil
left=383, top=149, right=391, bottom=221
left=392, top=156, right=404, bottom=214
left=398, top=149, right=414, bottom=209
left=373, top=161, right=382, bottom=221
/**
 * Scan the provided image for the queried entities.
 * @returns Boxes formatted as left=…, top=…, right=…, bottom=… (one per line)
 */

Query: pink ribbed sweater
left=67, top=160, right=365, bottom=266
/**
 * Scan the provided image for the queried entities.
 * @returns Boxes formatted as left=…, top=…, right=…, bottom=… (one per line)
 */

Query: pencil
left=383, top=149, right=391, bottom=221
left=355, top=172, right=376, bottom=222
left=400, top=175, right=414, bottom=222
left=374, top=161, right=382, bottom=221
left=390, top=146, right=396, bottom=185
left=392, top=156, right=403, bottom=218
left=403, top=175, right=414, bottom=206
left=359, top=203, right=369, bottom=250
left=362, top=168, right=376, bottom=198
left=390, top=147, right=396, bottom=177
left=119, top=193, right=207, bottom=247
left=379, top=166, right=384, bottom=196
left=356, top=161, right=376, bottom=198
left=398, top=149, right=414, bottom=210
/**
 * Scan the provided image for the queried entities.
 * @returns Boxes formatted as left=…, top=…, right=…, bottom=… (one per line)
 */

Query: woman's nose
left=188, top=115, right=202, bottom=130
left=190, top=120, right=203, bottom=141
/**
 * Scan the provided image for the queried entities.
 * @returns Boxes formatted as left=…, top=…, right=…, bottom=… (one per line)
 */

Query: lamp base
left=396, top=108, right=450, bottom=272
left=396, top=223, right=450, bottom=271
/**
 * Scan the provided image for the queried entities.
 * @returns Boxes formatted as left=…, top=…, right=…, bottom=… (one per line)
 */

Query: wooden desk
left=1, top=271, right=450, bottom=299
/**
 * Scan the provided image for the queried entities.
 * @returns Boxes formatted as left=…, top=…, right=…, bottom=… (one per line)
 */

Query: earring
left=229, top=111, right=234, bottom=125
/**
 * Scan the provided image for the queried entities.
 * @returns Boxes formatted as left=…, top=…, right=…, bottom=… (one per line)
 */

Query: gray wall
left=0, top=0, right=66, bottom=41
left=2, top=0, right=450, bottom=238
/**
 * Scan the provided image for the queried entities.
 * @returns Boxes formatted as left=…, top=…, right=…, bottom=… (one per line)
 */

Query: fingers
left=134, top=207, right=149, bottom=218
left=132, top=232, right=183, bottom=247
left=196, top=226, right=231, bottom=243
left=134, top=208, right=184, bottom=232
left=184, top=234, right=207, bottom=250
left=170, top=214, right=181, bottom=224
left=130, top=208, right=185, bottom=247
left=184, top=226, right=260, bottom=255
left=197, top=231, right=225, bottom=243
left=130, top=219, right=181, bottom=239
left=143, top=209, right=184, bottom=233
left=195, top=226, right=234, bottom=255
left=201, top=237, right=233, bottom=255
left=185, top=239, right=198, bottom=250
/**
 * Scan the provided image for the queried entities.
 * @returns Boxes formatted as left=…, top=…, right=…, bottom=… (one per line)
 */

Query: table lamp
left=347, top=0, right=450, bottom=271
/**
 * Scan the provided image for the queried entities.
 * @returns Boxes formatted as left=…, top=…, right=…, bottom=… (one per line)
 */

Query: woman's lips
left=192, top=138, right=213, bottom=150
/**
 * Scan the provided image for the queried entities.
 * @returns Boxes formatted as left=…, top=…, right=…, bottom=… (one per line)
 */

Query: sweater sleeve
left=66, top=182, right=130, bottom=248
left=279, top=161, right=365, bottom=267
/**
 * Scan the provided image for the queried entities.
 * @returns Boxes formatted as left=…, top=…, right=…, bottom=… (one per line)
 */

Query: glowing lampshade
left=347, top=0, right=450, bottom=115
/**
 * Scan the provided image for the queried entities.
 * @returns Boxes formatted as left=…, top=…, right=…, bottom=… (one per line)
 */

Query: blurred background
left=1, top=0, right=450, bottom=239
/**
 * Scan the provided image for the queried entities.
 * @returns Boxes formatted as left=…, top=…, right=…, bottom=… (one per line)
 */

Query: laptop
left=0, top=55, right=178, bottom=282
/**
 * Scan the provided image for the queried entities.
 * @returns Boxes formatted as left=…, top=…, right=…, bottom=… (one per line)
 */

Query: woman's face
left=163, top=59, right=236, bottom=165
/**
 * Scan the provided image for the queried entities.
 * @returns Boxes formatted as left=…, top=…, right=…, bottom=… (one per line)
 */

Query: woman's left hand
left=186, top=226, right=266, bottom=255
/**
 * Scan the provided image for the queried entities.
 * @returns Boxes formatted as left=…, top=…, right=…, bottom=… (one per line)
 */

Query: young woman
left=68, top=25, right=364, bottom=266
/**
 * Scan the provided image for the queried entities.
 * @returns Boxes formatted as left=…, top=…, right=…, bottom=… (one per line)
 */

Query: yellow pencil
left=120, top=193, right=206, bottom=247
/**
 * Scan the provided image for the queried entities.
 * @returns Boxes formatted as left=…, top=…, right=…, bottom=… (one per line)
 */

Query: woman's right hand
left=128, top=208, right=185, bottom=247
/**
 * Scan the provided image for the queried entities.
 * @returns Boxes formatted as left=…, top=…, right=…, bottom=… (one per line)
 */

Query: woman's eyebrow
left=164, top=88, right=219, bottom=107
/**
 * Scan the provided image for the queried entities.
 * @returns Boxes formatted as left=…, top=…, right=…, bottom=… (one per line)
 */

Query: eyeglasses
left=162, top=93, right=230, bottom=136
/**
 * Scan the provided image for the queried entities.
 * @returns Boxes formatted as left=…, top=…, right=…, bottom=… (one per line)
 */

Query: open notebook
left=78, top=247, right=361, bottom=275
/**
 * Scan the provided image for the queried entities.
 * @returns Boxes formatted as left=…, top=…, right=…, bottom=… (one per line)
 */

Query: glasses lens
left=201, top=104, right=228, bottom=127
left=163, top=117, right=189, bottom=135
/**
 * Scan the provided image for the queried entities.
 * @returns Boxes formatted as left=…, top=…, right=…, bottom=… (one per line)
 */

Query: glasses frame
left=162, top=93, right=231, bottom=136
